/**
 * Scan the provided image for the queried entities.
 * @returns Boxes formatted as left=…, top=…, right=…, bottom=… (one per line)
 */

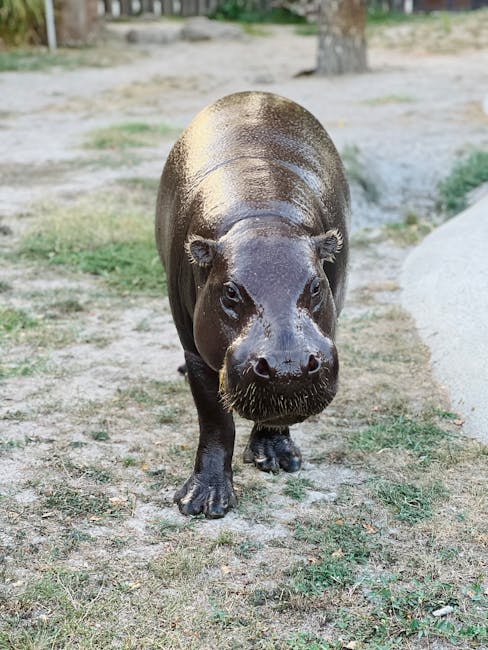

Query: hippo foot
left=174, top=472, right=237, bottom=519
left=243, top=428, right=302, bottom=473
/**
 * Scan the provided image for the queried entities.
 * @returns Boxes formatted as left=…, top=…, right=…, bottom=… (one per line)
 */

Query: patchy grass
left=42, top=486, right=128, bottom=518
left=289, top=520, right=373, bottom=593
left=18, top=191, right=165, bottom=294
left=362, top=94, right=416, bottom=106
left=373, top=480, right=447, bottom=524
left=294, top=22, right=317, bottom=36
left=348, top=413, right=452, bottom=462
left=283, top=476, right=314, bottom=500
left=0, top=46, right=141, bottom=72
left=368, top=8, right=488, bottom=52
left=341, top=144, right=380, bottom=203
left=89, top=429, right=110, bottom=442
left=382, top=212, right=434, bottom=246
left=0, top=280, right=12, bottom=293
left=438, top=149, right=488, bottom=215
left=47, top=298, right=84, bottom=314
left=0, top=355, right=49, bottom=380
left=118, top=176, right=160, bottom=194
left=240, top=23, right=273, bottom=36
left=329, top=575, right=488, bottom=649
left=85, top=121, right=180, bottom=150
left=0, top=306, right=37, bottom=334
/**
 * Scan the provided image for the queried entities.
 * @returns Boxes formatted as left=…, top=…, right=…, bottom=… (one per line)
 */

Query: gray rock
left=181, top=17, right=242, bottom=42
left=126, top=26, right=181, bottom=45
left=402, top=195, right=488, bottom=444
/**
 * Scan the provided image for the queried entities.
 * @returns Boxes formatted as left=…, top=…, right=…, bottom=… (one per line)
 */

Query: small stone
left=433, top=605, right=454, bottom=617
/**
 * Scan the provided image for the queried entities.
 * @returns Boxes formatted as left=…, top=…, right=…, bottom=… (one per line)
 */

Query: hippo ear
left=185, top=234, right=220, bottom=268
left=313, top=229, right=344, bottom=263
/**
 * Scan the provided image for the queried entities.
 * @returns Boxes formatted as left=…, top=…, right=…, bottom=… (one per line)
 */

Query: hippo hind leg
left=243, top=425, right=302, bottom=473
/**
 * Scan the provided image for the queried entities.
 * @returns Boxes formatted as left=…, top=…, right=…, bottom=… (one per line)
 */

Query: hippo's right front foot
left=174, top=472, right=237, bottom=519
left=243, top=426, right=302, bottom=473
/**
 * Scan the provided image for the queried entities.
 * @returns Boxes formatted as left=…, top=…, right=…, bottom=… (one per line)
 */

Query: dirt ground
left=1, top=15, right=487, bottom=650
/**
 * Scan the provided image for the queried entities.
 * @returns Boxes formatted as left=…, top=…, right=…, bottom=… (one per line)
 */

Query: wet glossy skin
left=155, top=91, right=349, bottom=518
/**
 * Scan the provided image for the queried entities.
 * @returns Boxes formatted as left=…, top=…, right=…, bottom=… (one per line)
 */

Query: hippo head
left=186, top=218, right=343, bottom=428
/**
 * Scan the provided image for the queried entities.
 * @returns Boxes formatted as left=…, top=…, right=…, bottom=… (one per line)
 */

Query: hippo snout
left=252, top=349, right=328, bottom=381
left=220, top=337, right=339, bottom=426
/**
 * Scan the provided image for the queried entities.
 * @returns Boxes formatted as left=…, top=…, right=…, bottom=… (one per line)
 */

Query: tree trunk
left=316, top=0, right=367, bottom=75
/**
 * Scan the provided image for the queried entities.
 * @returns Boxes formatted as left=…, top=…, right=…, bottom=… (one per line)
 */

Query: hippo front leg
left=174, top=351, right=237, bottom=519
left=243, top=425, right=302, bottom=473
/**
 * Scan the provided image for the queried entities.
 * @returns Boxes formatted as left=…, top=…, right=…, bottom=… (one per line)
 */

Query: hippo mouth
left=219, top=372, right=337, bottom=427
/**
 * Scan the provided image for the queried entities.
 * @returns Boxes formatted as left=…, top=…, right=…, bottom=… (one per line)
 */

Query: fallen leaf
left=109, top=497, right=126, bottom=506
left=362, top=523, right=377, bottom=534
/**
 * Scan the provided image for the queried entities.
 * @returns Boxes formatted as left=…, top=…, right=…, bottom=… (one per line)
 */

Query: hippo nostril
left=253, top=357, right=272, bottom=379
left=306, top=354, right=321, bottom=374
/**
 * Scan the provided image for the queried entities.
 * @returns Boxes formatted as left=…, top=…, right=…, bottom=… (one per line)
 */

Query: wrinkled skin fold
left=156, top=91, right=349, bottom=518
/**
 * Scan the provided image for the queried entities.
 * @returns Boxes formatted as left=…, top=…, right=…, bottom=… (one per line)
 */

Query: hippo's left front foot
left=174, top=471, right=237, bottom=519
left=243, top=426, right=302, bottom=473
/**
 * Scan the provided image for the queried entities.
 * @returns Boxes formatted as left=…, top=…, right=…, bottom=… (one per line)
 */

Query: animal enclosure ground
left=1, top=15, right=488, bottom=650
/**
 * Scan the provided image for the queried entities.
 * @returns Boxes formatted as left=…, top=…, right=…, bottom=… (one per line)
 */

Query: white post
left=44, top=0, right=57, bottom=52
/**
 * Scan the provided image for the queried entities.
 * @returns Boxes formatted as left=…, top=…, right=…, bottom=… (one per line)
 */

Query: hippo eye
left=310, top=277, right=324, bottom=314
left=221, top=282, right=242, bottom=319
left=310, top=277, right=321, bottom=297
left=223, top=282, right=240, bottom=302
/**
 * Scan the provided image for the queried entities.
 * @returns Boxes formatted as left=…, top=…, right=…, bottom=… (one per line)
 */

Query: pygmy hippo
left=155, top=91, right=349, bottom=518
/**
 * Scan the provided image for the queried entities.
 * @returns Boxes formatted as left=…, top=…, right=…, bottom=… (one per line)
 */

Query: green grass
left=240, top=22, right=272, bottom=36
left=209, top=3, right=306, bottom=24
left=48, top=298, right=84, bottom=314
left=362, top=94, right=416, bottom=106
left=341, top=144, right=380, bottom=203
left=294, top=23, right=317, bottom=36
left=157, top=405, right=181, bottom=424
left=89, top=429, right=110, bottom=441
left=382, top=212, right=434, bottom=246
left=0, top=356, right=48, bottom=380
left=0, top=47, right=126, bottom=72
left=373, top=480, right=447, bottom=524
left=349, top=414, right=451, bottom=462
left=283, top=476, right=314, bottom=500
left=331, top=576, right=487, bottom=648
left=0, top=307, right=37, bottom=334
left=0, top=281, right=12, bottom=292
left=438, top=150, right=488, bottom=215
left=18, top=194, right=166, bottom=295
left=0, top=438, right=24, bottom=453
left=0, top=0, right=44, bottom=47
left=85, top=122, right=180, bottom=150
left=289, top=520, right=373, bottom=593
left=118, top=177, right=160, bottom=193
left=155, top=519, right=194, bottom=537
left=295, top=8, right=439, bottom=37
left=43, top=486, right=125, bottom=518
